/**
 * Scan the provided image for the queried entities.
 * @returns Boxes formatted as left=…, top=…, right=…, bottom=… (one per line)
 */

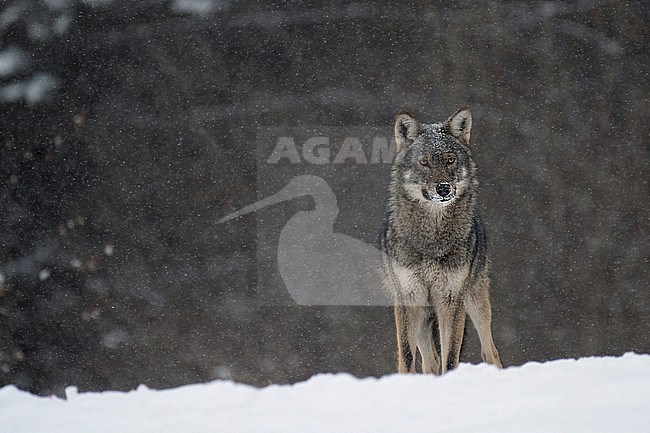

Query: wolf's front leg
left=410, top=306, right=440, bottom=375
left=436, top=299, right=467, bottom=373
left=466, top=280, right=502, bottom=368
left=394, top=305, right=416, bottom=373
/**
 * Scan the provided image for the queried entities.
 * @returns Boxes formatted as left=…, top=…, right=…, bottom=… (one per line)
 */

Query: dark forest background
left=0, top=0, right=648, bottom=396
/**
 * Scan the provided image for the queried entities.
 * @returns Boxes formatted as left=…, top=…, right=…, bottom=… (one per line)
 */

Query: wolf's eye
left=446, top=156, right=456, bottom=165
left=419, top=158, right=429, bottom=167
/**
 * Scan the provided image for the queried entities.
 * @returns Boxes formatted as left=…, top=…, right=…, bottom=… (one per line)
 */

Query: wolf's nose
left=436, top=182, right=451, bottom=198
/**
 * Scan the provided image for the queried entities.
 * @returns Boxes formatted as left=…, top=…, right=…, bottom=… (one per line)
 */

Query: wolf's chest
left=388, top=260, right=470, bottom=305
left=391, top=215, right=471, bottom=266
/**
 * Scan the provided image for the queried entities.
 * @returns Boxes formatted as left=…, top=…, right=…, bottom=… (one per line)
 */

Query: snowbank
left=1, top=353, right=648, bottom=433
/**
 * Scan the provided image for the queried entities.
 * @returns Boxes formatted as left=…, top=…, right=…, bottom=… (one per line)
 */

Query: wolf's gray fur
left=380, top=107, right=502, bottom=374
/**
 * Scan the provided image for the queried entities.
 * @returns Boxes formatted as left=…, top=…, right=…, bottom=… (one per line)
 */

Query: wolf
left=380, top=107, right=502, bottom=374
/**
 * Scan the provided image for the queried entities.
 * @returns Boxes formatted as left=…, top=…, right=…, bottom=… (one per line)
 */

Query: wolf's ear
left=394, top=111, right=420, bottom=151
left=444, top=107, right=472, bottom=145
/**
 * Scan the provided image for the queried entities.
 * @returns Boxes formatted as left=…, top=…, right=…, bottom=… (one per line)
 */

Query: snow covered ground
left=1, top=353, right=648, bottom=433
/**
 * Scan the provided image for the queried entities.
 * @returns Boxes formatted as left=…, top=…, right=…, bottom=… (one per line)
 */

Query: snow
left=171, top=0, right=230, bottom=14
left=0, top=73, right=59, bottom=105
left=37, top=268, right=51, bottom=281
left=0, top=48, right=27, bottom=77
left=1, top=353, right=648, bottom=433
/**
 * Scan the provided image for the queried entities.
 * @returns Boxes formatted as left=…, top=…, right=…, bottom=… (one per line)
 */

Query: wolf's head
left=391, top=107, right=479, bottom=208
